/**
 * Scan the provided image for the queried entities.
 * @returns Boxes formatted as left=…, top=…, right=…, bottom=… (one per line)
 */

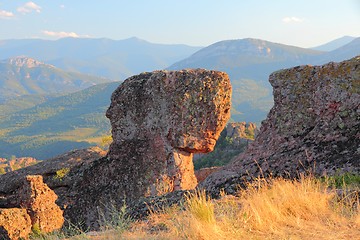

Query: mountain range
left=311, top=36, right=356, bottom=51
left=0, top=56, right=110, bottom=103
left=0, top=37, right=202, bottom=80
left=0, top=36, right=359, bottom=159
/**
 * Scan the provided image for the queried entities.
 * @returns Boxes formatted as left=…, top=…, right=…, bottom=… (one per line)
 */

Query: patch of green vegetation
left=31, top=223, right=42, bottom=236
left=0, top=82, right=120, bottom=159
left=98, top=202, right=132, bottom=234
left=194, top=130, right=248, bottom=170
left=321, top=173, right=360, bottom=188
left=54, top=167, right=70, bottom=181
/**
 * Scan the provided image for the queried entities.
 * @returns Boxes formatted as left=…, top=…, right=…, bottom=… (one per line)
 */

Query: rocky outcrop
left=106, top=69, right=231, bottom=192
left=0, top=147, right=106, bottom=230
left=18, top=175, right=64, bottom=234
left=0, top=175, right=63, bottom=240
left=201, top=56, right=360, bottom=195
left=0, top=208, right=32, bottom=240
left=0, top=147, right=106, bottom=196
left=0, top=157, right=38, bottom=175
left=65, top=69, right=231, bottom=228
left=3, top=157, right=38, bottom=173
left=195, top=167, right=220, bottom=183
left=226, top=122, right=257, bottom=144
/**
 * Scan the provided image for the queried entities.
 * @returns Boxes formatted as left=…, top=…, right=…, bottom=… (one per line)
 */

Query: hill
left=0, top=81, right=120, bottom=159
left=0, top=56, right=110, bottom=103
left=311, top=35, right=356, bottom=51
left=316, top=37, right=360, bottom=64
left=168, top=38, right=324, bottom=122
left=0, top=37, right=202, bottom=80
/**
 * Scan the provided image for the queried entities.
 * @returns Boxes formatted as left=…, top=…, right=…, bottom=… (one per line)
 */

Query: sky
left=0, top=0, right=359, bottom=48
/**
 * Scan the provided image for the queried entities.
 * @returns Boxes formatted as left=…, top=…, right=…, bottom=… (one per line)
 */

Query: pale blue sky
left=0, top=0, right=359, bottom=47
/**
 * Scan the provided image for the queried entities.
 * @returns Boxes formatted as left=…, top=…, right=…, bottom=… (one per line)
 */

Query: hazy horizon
left=1, top=0, right=359, bottom=48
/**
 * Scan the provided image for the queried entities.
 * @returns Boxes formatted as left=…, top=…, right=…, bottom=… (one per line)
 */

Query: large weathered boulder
left=17, top=175, right=64, bottom=234
left=201, top=56, right=360, bottom=195
left=106, top=69, right=231, bottom=191
left=0, top=208, right=32, bottom=240
left=65, top=69, right=231, bottom=228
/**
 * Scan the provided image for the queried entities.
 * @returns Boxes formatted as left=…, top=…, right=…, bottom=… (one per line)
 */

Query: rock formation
left=0, top=147, right=106, bottom=234
left=195, top=167, right=220, bottom=183
left=65, top=69, right=231, bottom=228
left=0, top=69, right=231, bottom=230
left=225, top=122, right=257, bottom=144
left=0, top=208, right=31, bottom=240
left=0, top=175, right=63, bottom=239
left=0, top=147, right=106, bottom=208
left=0, top=157, right=38, bottom=174
left=18, top=175, right=64, bottom=234
left=201, top=56, right=360, bottom=195
left=106, top=69, right=231, bottom=192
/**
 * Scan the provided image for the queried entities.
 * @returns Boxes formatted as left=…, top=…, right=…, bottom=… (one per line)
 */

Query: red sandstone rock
left=18, top=175, right=64, bottom=234
left=0, top=208, right=31, bottom=240
left=106, top=69, right=231, bottom=192
left=226, top=122, right=258, bottom=144
left=195, top=167, right=220, bottom=183
left=201, top=56, right=360, bottom=195
left=64, top=69, right=231, bottom=229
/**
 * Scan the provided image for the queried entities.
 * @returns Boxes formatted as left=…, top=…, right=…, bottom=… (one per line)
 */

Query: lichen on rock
left=201, top=56, right=360, bottom=196
left=106, top=69, right=231, bottom=192
left=64, top=69, right=231, bottom=229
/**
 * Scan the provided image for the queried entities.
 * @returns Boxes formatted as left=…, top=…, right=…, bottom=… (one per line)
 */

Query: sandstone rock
left=8, top=157, right=38, bottom=172
left=0, top=147, right=106, bottom=209
left=0, top=208, right=32, bottom=240
left=201, top=56, right=360, bottom=196
left=226, top=122, right=258, bottom=144
left=18, top=175, right=64, bottom=233
left=195, top=167, right=220, bottom=183
left=106, top=69, right=231, bottom=192
left=65, top=69, right=231, bottom=229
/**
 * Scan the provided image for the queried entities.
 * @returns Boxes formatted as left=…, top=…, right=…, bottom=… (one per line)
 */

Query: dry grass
left=44, top=176, right=359, bottom=240
left=120, top=176, right=360, bottom=240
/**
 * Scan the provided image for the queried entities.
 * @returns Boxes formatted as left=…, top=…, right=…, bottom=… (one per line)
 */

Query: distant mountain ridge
left=0, top=37, right=202, bottom=80
left=0, top=56, right=111, bottom=103
left=316, top=37, right=360, bottom=64
left=311, top=36, right=356, bottom=51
